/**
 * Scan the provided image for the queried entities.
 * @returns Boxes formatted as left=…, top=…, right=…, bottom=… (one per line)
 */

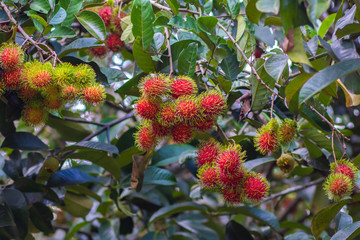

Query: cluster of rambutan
left=324, top=159, right=359, bottom=201
left=134, top=74, right=227, bottom=151
left=89, top=5, right=127, bottom=58
left=0, top=42, right=106, bottom=126
left=254, top=118, right=297, bottom=155
left=196, top=140, right=270, bottom=204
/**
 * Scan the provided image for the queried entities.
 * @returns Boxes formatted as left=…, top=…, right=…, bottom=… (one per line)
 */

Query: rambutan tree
left=1, top=0, right=360, bottom=239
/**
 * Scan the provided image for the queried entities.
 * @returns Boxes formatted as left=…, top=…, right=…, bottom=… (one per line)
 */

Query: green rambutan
left=324, top=173, right=353, bottom=201
left=52, top=62, right=75, bottom=86
left=0, top=42, right=24, bottom=70
left=23, top=61, right=53, bottom=90
left=276, top=154, right=296, bottom=173
left=74, top=64, right=96, bottom=87
left=278, top=119, right=297, bottom=145
left=170, top=76, right=198, bottom=99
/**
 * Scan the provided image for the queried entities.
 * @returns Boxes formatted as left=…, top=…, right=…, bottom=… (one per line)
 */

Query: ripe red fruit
left=61, top=85, right=79, bottom=101
left=217, top=167, right=246, bottom=187
left=140, top=75, right=169, bottom=97
left=22, top=106, right=47, bottom=126
left=158, top=102, right=178, bottom=126
left=197, top=165, right=219, bottom=191
left=255, top=131, right=278, bottom=155
left=170, top=76, right=197, bottom=99
left=197, top=139, right=221, bottom=167
left=324, top=173, right=353, bottom=201
left=151, top=121, right=168, bottom=137
left=216, top=144, right=245, bottom=175
left=221, top=186, right=243, bottom=204
left=98, top=6, right=113, bottom=27
left=3, top=67, right=22, bottom=89
left=0, top=43, right=24, bottom=70
left=199, top=90, right=226, bottom=116
left=107, top=33, right=125, bottom=52
left=114, top=12, right=127, bottom=32
left=330, top=159, right=358, bottom=182
left=32, top=70, right=52, bottom=89
left=82, top=84, right=105, bottom=105
left=135, top=97, right=160, bottom=120
left=135, top=124, right=157, bottom=151
left=243, top=173, right=269, bottom=203
left=176, top=96, right=199, bottom=121
left=171, top=123, right=193, bottom=144
left=193, top=116, right=215, bottom=131
left=89, top=46, right=107, bottom=58
left=19, top=86, right=38, bottom=100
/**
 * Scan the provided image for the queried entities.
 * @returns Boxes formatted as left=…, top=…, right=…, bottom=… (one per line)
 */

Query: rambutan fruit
left=158, top=102, right=178, bottom=126
left=197, top=164, right=219, bottom=191
left=134, top=123, right=157, bottom=151
left=74, top=64, right=96, bottom=86
left=217, top=167, right=246, bottom=187
left=52, top=62, right=75, bottom=86
left=324, top=173, right=353, bottom=201
left=135, top=97, right=160, bottom=120
left=150, top=121, right=168, bottom=138
left=18, top=86, right=38, bottom=101
left=44, top=95, right=62, bottom=110
left=278, top=119, right=297, bottom=145
left=276, top=154, right=296, bottom=173
left=3, top=67, right=23, bottom=89
left=89, top=46, right=107, bottom=58
left=254, top=118, right=279, bottom=155
left=22, top=105, right=47, bottom=126
left=0, top=42, right=24, bottom=70
left=139, top=74, right=169, bottom=97
left=176, top=96, right=199, bottom=121
left=221, top=186, right=244, bottom=204
left=61, top=85, right=79, bottom=101
left=196, top=139, right=221, bottom=167
left=243, top=172, right=269, bottom=203
left=113, top=11, right=127, bottom=32
left=98, top=6, right=113, bottom=27
left=199, top=90, right=226, bottom=116
left=106, top=33, right=125, bottom=52
left=82, top=84, right=106, bottom=105
left=193, top=116, right=216, bottom=131
left=23, top=61, right=53, bottom=90
left=170, top=76, right=198, bottom=99
left=330, top=159, right=358, bottom=182
left=171, top=123, right=193, bottom=144
left=216, top=144, right=246, bottom=176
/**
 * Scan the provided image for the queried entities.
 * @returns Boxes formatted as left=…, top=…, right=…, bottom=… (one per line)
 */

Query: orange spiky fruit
left=196, top=139, right=221, bottom=167
left=19, top=86, right=38, bottom=101
left=61, top=85, right=79, bottom=101
left=170, top=76, right=197, bottom=99
left=82, top=84, right=106, bottom=105
left=278, top=119, right=297, bottom=145
left=254, top=118, right=279, bottom=155
left=135, top=97, right=160, bottom=120
left=134, top=123, right=157, bottom=151
left=22, top=105, right=47, bottom=126
left=44, top=95, right=62, bottom=110
left=243, top=172, right=269, bottom=203
left=0, top=42, right=24, bottom=70
left=199, top=90, right=226, bottom=116
left=3, top=67, right=22, bottom=89
left=330, top=159, right=358, bottom=182
left=23, top=61, right=53, bottom=90
left=139, top=74, right=169, bottom=97
left=324, top=173, right=353, bottom=201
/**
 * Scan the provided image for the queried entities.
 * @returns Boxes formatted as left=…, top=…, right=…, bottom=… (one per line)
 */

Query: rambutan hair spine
left=254, top=118, right=280, bottom=155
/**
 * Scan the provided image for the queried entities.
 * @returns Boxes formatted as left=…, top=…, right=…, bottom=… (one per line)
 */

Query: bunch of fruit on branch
left=0, top=42, right=105, bottom=126
left=89, top=4, right=127, bottom=57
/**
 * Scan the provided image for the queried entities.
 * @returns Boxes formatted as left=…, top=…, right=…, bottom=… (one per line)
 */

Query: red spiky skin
left=243, top=175, right=269, bottom=203
left=98, top=6, right=113, bottom=27
left=19, top=87, right=38, bottom=100
left=159, top=104, right=177, bottom=126
left=151, top=122, right=168, bottom=137
left=216, top=148, right=243, bottom=175
left=176, top=97, right=199, bottom=120
left=221, top=186, right=243, bottom=204
left=32, top=70, right=51, bottom=88
left=200, top=92, right=226, bottom=116
left=136, top=125, right=156, bottom=151
left=197, top=140, right=221, bottom=166
left=44, top=96, right=62, bottom=110
left=89, top=46, right=107, bottom=58
left=62, top=85, right=79, bottom=101
left=141, top=76, right=168, bottom=97
left=114, top=12, right=127, bottom=32
left=135, top=98, right=160, bottom=120
left=199, top=167, right=218, bottom=190
left=329, top=177, right=350, bottom=198
left=171, top=123, right=193, bottom=144
left=1, top=47, right=22, bottom=70
left=193, top=116, right=215, bottom=131
left=170, top=78, right=197, bottom=99
left=23, top=106, right=45, bottom=126
left=3, top=68, right=22, bottom=89
left=256, top=131, right=278, bottom=155
left=107, top=33, right=125, bottom=52
left=218, top=168, right=245, bottom=187
left=335, top=164, right=356, bottom=181
left=82, top=85, right=105, bottom=104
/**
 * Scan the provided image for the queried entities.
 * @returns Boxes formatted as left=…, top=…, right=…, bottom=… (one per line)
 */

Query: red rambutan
left=151, top=121, right=168, bottom=138
left=331, top=159, right=358, bottom=182
left=324, top=173, right=353, bottom=201
left=254, top=119, right=279, bottom=155
left=140, top=74, right=169, bottom=97
left=243, top=173, right=269, bottom=203
left=217, top=167, right=246, bottom=187
left=89, top=46, right=107, bottom=58
left=134, top=124, right=157, bottom=151
left=171, top=123, right=193, bottom=144
left=0, top=42, right=24, bottom=70
left=196, top=139, right=221, bottom=167
left=82, top=84, right=106, bottom=105
left=216, top=144, right=245, bottom=175
left=193, top=116, right=216, bottom=131
left=98, top=6, right=113, bottom=27
left=170, top=76, right=197, bottom=99
left=199, top=90, right=226, bottom=116
left=19, top=86, right=38, bottom=100
left=135, top=97, right=160, bottom=120
left=176, top=96, right=199, bottom=121
left=61, top=85, right=79, bottom=101
left=197, top=164, right=219, bottom=191
left=158, top=102, right=178, bottom=126
left=107, top=33, right=125, bottom=52
left=114, top=12, right=127, bottom=32
left=221, top=186, right=244, bottom=204
left=3, top=67, right=22, bottom=89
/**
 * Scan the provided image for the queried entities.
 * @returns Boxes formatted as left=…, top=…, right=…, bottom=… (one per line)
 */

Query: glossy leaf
left=76, top=10, right=106, bottom=41
left=331, top=221, right=360, bottom=240
left=47, top=168, right=100, bottom=187
left=226, top=220, right=254, bottom=240
left=133, top=37, right=156, bottom=72
left=1, top=132, right=48, bottom=151
left=178, top=42, right=198, bottom=77
left=49, top=5, right=66, bottom=25
left=256, top=0, right=279, bottom=14
left=29, top=202, right=54, bottom=234
left=220, top=45, right=240, bottom=82
left=143, top=166, right=177, bottom=186
left=30, top=0, right=51, bottom=14
left=243, top=157, right=275, bottom=171
left=131, top=0, right=155, bottom=49
left=152, top=144, right=196, bottom=166
left=59, top=0, right=83, bottom=27
left=48, top=26, right=76, bottom=38
left=62, top=191, right=93, bottom=218
left=63, top=141, right=119, bottom=154
left=264, top=54, right=288, bottom=81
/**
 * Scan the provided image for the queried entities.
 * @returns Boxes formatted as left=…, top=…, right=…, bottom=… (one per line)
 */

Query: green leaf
left=178, top=42, right=198, bottom=77
left=152, top=144, right=196, bottom=166
left=47, top=168, right=100, bottom=187
left=60, top=0, right=83, bottom=27
left=29, top=202, right=54, bottom=235
left=279, top=0, right=312, bottom=32
left=63, top=141, right=119, bottom=154
left=220, top=45, right=240, bottom=82
left=226, top=220, right=254, bottom=240
left=285, top=73, right=313, bottom=107
left=235, top=15, right=246, bottom=42
left=131, top=0, right=155, bottom=50
left=30, top=0, right=51, bottom=14
left=49, top=5, right=66, bottom=25
left=143, top=166, right=177, bottom=186
left=337, top=212, right=353, bottom=231
left=197, top=16, right=218, bottom=34
left=246, top=0, right=262, bottom=24
left=299, top=59, right=360, bottom=104
left=48, top=26, right=76, bottom=38
left=318, top=13, right=336, bottom=38
left=1, top=132, right=48, bottom=151
left=287, top=28, right=311, bottom=65
left=67, top=185, right=102, bottom=202
left=256, top=0, right=279, bottom=14
left=243, top=157, right=275, bottom=171
left=336, top=23, right=360, bottom=38
left=284, top=232, right=315, bottom=240
left=307, top=0, right=331, bottom=28
left=65, top=221, right=90, bottom=240
left=311, top=198, right=350, bottom=239
left=62, top=191, right=93, bottom=218
left=331, top=221, right=360, bottom=240
left=264, top=54, right=288, bottom=81
left=227, top=0, right=240, bottom=18
left=28, top=14, right=47, bottom=28
left=148, top=202, right=206, bottom=225
left=166, top=0, right=180, bottom=15
left=133, top=37, right=156, bottom=72
left=76, top=10, right=106, bottom=41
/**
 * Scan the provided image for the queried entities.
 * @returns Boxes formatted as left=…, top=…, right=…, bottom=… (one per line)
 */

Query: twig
left=270, top=92, right=276, bottom=118
left=332, top=130, right=339, bottom=167
left=216, top=22, right=284, bottom=101
left=216, top=123, right=234, bottom=144
left=49, top=114, right=106, bottom=127
left=150, top=1, right=199, bottom=15
left=165, top=27, right=173, bottom=77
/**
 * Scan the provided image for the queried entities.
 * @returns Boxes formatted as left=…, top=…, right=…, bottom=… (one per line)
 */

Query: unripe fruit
left=0, top=42, right=24, bottom=70
left=197, top=139, right=221, bottom=166
left=197, top=164, right=219, bottom=191
left=221, top=186, right=243, bottom=204
left=89, top=46, right=107, bottom=58
left=324, top=173, right=353, bottom=201
left=170, top=76, right=197, bottom=99
left=254, top=118, right=279, bottom=155
left=134, top=124, right=157, bottom=151
left=82, top=84, right=106, bottom=105
left=135, top=97, right=160, bottom=120
left=330, top=159, right=358, bottom=182
left=19, top=86, right=38, bottom=100
left=171, top=123, right=193, bottom=144
left=22, top=105, right=47, bottom=126
left=279, top=119, right=297, bottom=145
left=43, top=157, right=59, bottom=173
left=98, top=6, right=113, bottom=27
left=52, top=62, right=75, bottom=86
left=44, top=95, right=62, bottom=110
left=61, top=85, right=79, bottom=101
left=176, top=96, right=199, bottom=121
left=139, top=74, right=169, bottom=97
left=158, top=102, right=178, bottom=126
left=74, top=64, right=96, bottom=86
left=243, top=173, right=269, bottom=203
left=276, top=154, right=295, bottom=173
left=199, top=90, right=226, bottom=116
left=3, top=67, right=23, bottom=89
left=23, top=61, right=53, bottom=90
left=107, top=33, right=125, bottom=52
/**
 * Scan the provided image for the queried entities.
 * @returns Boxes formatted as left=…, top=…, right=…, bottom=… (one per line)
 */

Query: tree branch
left=49, top=114, right=106, bottom=127
left=165, top=27, right=173, bottom=76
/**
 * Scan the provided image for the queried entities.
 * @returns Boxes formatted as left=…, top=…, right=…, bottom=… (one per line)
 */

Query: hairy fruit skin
left=254, top=119, right=279, bottom=155
left=330, top=159, right=358, bottom=182
left=158, top=102, right=178, bottom=126
left=52, top=62, right=75, bottom=86
left=150, top=121, right=168, bottom=138
left=199, top=90, right=226, bottom=116
left=324, top=173, right=353, bottom=201
left=216, top=144, right=245, bottom=175
left=279, top=119, right=297, bottom=144
left=171, top=123, right=193, bottom=144
left=44, top=95, right=62, bottom=110
left=23, top=61, right=53, bottom=90
left=197, top=164, right=219, bottom=191
left=22, top=106, right=47, bottom=126
left=193, top=116, right=215, bottom=131
left=98, top=6, right=113, bottom=27
left=0, top=42, right=24, bottom=70
left=197, top=139, right=221, bottom=167
left=243, top=173, right=269, bottom=203
left=135, top=97, right=160, bottom=120
left=135, top=124, right=157, bottom=151
left=107, top=33, right=125, bottom=52
left=276, top=154, right=296, bottom=173
left=3, top=67, right=23, bottom=89
left=61, top=85, right=79, bottom=101
left=89, top=46, right=107, bottom=58
left=170, top=76, right=197, bottom=99
left=74, top=64, right=96, bottom=86
left=176, top=96, right=199, bottom=121
left=221, top=186, right=244, bottom=204
left=19, top=86, right=38, bottom=100
left=140, top=74, right=169, bottom=97
left=82, top=84, right=106, bottom=105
